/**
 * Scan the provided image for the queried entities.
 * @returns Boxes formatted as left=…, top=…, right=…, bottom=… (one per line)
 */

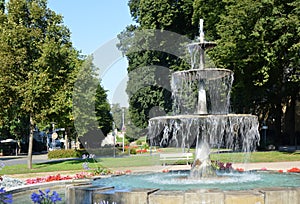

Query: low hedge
left=48, top=149, right=86, bottom=159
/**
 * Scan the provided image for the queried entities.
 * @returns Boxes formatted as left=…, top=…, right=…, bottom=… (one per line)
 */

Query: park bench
left=160, top=152, right=193, bottom=166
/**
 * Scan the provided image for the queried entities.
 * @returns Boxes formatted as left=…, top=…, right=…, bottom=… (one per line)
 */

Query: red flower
left=287, top=167, right=300, bottom=173
left=236, top=168, right=244, bottom=172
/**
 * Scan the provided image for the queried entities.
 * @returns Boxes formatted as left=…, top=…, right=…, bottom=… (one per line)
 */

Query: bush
left=136, top=140, right=142, bottom=145
left=130, top=148, right=137, bottom=154
left=48, top=149, right=85, bottom=159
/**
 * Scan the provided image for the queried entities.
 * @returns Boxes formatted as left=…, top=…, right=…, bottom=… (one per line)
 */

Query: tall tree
left=194, top=0, right=300, bottom=145
left=0, top=0, right=79, bottom=168
left=95, top=83, right=113, bottom=136
left=73, top=55, right=113, bottom=148
left=119, top=0, right=197, bottom=135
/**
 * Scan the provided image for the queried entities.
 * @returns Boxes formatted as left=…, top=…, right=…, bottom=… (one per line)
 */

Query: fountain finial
left=199, top=19, right=204, bottom=43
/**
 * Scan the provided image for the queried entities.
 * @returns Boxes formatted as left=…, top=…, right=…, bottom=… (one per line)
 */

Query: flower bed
left=287, top=167, right=300, bottom=173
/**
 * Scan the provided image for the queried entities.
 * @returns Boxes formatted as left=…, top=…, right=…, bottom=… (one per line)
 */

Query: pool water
left=93, top=170, right=300, bottom=191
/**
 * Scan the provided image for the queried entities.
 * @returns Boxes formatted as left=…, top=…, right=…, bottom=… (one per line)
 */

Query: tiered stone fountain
left=148, top=19, right=260, bottom=178
left=63, top=20, right=300, bottom=204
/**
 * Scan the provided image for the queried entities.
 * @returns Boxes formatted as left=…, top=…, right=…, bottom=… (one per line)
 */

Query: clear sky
left=48, top=0, right=134, bottom=107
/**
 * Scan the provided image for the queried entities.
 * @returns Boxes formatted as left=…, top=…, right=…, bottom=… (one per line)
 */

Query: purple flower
left=225, top=162, right=232, bottom=169
left=3, top=194, right=13, bottom=204
left=31, top=189, right=62, bottom=204
left=82, top=154, right=87, bottom=159
left=0, top=187, right=6, bottom=194
left=50, top=191, right=62, bottom=203
left=82, top=162, right=90, bottom=170
left=31, top=192, right=41, bottom=203
left=0, top=162, right=5, bottom=170
left=89, top=154, right=95, bottom=159
left=0, top=187, right=13, bottom=204
left=218, top=162, right=225, bottom=170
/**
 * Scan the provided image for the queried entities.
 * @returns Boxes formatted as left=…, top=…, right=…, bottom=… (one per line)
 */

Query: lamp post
left=122, top=107, right=125, bottom=153
left=262, top=122, right=268, bottom=148
left=112, top=121, right=116, bottom=158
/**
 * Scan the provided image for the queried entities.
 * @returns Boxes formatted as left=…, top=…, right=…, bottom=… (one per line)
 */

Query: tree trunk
left=27, top=114, right=34, bottom=169
left=274, top=99, right=283, bottom=146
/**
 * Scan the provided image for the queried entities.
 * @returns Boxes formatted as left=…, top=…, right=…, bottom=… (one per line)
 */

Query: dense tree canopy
left=195, top=0, right=299, bottom=145
left=120, top=0, right=299, bottom=145
left=118, top=0, right=197, bottom=136
left=0, top=0, right=81, bottom=168
left=0, top=0, right=112, bottom=167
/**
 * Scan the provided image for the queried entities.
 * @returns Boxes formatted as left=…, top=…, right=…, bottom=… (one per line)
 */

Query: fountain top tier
left=172, top=19, right=233, bottom=115
left=188, top=18, right=216, bottom=70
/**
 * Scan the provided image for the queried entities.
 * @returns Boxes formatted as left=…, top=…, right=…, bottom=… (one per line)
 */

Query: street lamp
left=262, top=122, right=268, bottom=148
left=122, top=107, right=125, bottom=153
left=112, top=121, right=116, bottom=158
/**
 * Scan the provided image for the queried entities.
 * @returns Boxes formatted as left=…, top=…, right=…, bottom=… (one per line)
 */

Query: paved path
left=109, top=161, right=300, bottom=173
left=0, top=153, right=78, bottom=166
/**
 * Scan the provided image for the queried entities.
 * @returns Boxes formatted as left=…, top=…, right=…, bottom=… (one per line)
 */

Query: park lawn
left=1, top=151, right=299, bottom=175
left=1, top=155, right=161, bottom=175
left=210, top=151, right=300, bottom=163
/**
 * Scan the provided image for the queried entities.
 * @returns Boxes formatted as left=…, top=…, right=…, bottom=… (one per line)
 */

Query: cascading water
left=89, top=19, right=299, bottom=203
left=148, top=19, right=260, bottom=179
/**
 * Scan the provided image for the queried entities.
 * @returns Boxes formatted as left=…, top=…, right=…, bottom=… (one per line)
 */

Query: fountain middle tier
left=171, top=68, right=234, bottom=115
left=148, top=114, right=260, bottom=152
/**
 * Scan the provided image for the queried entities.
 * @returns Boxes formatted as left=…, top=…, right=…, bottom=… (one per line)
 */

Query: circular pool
left=93, top=170, right=300, bottom=191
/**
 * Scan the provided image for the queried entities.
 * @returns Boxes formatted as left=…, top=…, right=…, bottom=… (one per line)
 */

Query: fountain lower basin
left=66, top=171, right=300, bottom=204
left=93, top=170, right=300, bottom=191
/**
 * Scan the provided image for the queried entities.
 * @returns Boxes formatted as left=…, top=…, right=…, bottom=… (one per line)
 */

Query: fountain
left=148, top=19, right=260, bottom=179
left=65, top=20, right=300, bottom=204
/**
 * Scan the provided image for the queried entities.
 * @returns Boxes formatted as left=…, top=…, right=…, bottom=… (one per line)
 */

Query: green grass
left=1, top=160, right=85, bottom=175
left=1, top=151, right=299, bottom=175
left=210, top=151, right=300, bottom=163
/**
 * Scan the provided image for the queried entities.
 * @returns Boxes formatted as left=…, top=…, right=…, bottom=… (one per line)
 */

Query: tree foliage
left=0, top=0, right=109, bottom=167
left=73, top=55, right=113, bottom=138
left=119, top=0, right=197, bottom=135
left=0, top=0, right=81, bottom=168
left=196, top=0, right=299, bottom=144
left=121, top=0, right=299, bottom=145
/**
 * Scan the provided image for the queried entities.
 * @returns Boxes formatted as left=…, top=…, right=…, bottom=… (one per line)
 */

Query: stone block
left=149, top=190, right=185, bottom=204
left=93, top=188, right=158, bottom=204
left=184, top=189, right=225, bottom=204
left=66, top=184, right=112, bottom=204
left=224, top=190, right=264, bottom=204
left=260, top=187, right=300, bottom=204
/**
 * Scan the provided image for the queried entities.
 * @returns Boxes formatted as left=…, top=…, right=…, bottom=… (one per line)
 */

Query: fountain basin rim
left=149, top=114, right=258, bottom=121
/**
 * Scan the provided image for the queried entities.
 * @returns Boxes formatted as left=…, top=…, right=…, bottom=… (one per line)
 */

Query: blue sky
left=48, top=0, right=134, bottom=107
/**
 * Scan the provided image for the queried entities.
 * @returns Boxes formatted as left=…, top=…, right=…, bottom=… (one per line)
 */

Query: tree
left=119, top=0, right=197, bottom=133
left=0, top=0, right=79, bottom=168
left=95, top=83, right=113, bottom=136
left=0, top=0, right=4, bottom=12
left=194, top=0, right=300, bottom=145
left=73, top=55, right=113, bottom=148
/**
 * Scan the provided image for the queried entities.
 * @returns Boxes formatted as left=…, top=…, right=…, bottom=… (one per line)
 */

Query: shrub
left=130, top=148, right=137, bottom=154
left=48, top=149, right=85, bottom=159
left=136, top=140, right=142, bottom=145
